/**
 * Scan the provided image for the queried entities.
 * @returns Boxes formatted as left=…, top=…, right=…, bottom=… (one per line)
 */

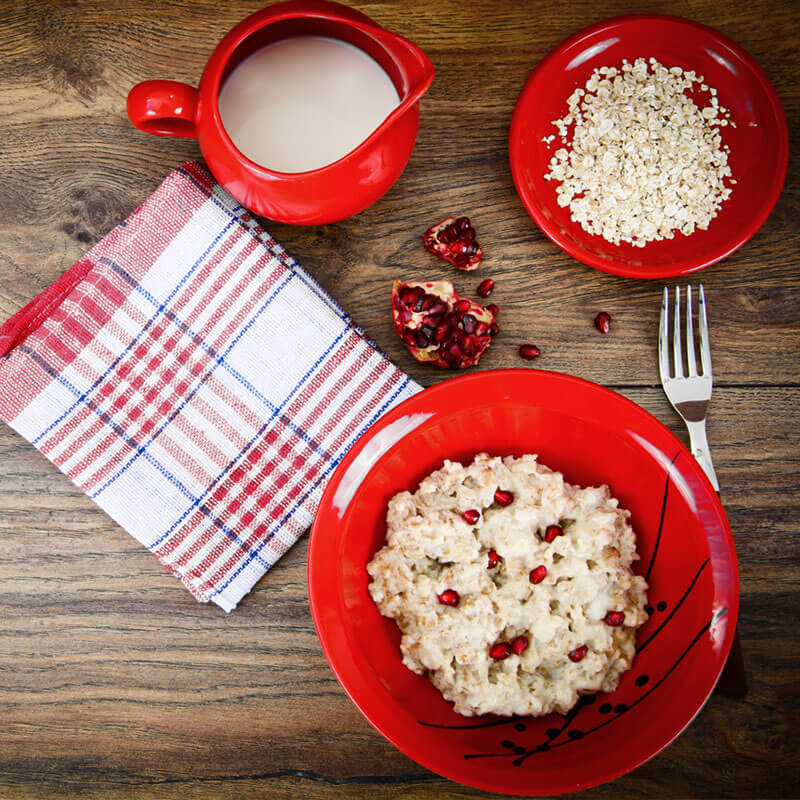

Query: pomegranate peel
left=423, top=216, right=482, bottom=270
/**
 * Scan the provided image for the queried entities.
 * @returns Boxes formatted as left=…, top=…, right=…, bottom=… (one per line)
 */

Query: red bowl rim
left=508, top=13, right=790, bottom=279
left=307, top=368, right=739, bottom=794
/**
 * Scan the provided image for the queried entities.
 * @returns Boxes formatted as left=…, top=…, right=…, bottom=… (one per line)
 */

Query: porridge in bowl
left=367, top=453, right=649, bottom=717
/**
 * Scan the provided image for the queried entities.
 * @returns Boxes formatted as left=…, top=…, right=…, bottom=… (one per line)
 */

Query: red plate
left=308, top=369, right=738, bottom=795
left=509, top=15, right=789, bottom=278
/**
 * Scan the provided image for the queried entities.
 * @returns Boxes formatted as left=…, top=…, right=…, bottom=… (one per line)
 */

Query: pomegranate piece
left=489, top=641, right=512, bottom=660
left=423, top=216, right=482, bottom=270
left=519, top=344, right=541, bottom=360
left=487, top=548, right=500, bottom=568
left=511, top=635, right=529, bottom=655
left=604, top=610, right=625, bottom=626
left=391, top=279, right=498, bottom=369
left=529, top=565, right=547, bottom=584
left=568, top=645, right=588, bottom=663
left=544, top=524, right=563, bottom=543
left=462, top=508, right=480, bottom=525
left=476, top=278, right=495, bottom=297
left=437, top=589, right=460, bottom=606
left=494, top=488, right=514, bottom=506
left=595, top=311, right=612, bottom=334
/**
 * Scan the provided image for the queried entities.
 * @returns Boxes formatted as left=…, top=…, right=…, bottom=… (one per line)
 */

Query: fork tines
left=659, top=284, right=712, bottom=382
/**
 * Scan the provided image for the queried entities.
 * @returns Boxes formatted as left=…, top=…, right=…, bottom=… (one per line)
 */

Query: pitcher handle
left=127, top=80, right=199, bottom=138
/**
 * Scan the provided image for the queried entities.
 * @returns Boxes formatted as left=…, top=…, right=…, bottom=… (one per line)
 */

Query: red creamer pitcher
left=127, top=0, right=434, bottom=224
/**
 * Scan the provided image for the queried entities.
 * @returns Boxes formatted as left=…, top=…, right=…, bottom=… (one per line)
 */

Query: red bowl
left=308, top=369, right=738, bottom=795
left=509, top=15, right=789, bottom=278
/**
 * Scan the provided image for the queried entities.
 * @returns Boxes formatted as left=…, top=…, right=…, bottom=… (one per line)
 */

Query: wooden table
left=1, top=1, right=797, bottom=797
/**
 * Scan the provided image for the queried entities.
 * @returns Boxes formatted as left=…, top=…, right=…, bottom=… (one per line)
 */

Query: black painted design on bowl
left=416, top=450, right=716, bottom=769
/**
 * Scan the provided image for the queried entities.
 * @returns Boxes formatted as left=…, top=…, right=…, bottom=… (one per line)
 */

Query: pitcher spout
left=368, top=28, right=435, bottom=108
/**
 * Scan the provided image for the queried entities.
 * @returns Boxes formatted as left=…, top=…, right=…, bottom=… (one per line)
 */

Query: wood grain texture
left=0, top=0, right=798, bottom=798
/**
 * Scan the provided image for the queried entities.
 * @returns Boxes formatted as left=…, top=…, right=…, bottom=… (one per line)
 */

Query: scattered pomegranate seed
left=477, top=278, right=495, bottom=297
left=494, top=488, right=514, bottom=506
left=544, top=524, right=563, bottom=543
left=437, top=589, right=460, bottom=606
left=511, top=635, right=529, bottom=655
left=568, top=645, right=588, bottom=663
left=518, top=344, right=540, bottom=360
left=604, top=610, right=625, bottom=626
left=489, top=641, right=512, bottom=660
left=529, top=565, right=547, bottom=584
left=487, top=548, right=500, bottom=568
left=594, top=311, right=612, bottom=334
left=462, top=508, right=480, bottom=525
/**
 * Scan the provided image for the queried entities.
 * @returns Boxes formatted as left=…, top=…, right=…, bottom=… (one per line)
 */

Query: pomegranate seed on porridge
left=489, top=641, right=513, bottom=660
left=494, top=488, right=514, bottom=506
left=544, top=524, right=563, bottom=543
left=604, top=610, right=626, bottom=626
left=437, top=589, right=460, bottom=606
left=568, top=645, right=589, bottom=663
left=529, top=565, right=547, bottom=584
left=463, top=508, right=480, bottom=524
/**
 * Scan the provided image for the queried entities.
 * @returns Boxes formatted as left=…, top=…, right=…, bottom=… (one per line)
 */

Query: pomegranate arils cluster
left=391, top=279, right=497, bottom=369
left=491, top=634, right=529, bottom=660
left=423, top=216, right=482, bottom=270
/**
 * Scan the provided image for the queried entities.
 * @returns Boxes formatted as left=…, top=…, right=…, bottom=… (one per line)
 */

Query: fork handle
left=686, top=419, right=720, bottom=492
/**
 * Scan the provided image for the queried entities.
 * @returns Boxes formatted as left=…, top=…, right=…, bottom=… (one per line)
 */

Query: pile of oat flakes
left=544, top=57, right=735, bottom=247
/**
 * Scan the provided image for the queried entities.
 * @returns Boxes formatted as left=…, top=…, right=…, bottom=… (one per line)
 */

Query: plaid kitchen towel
left=0, top=161, right=420, bottom=611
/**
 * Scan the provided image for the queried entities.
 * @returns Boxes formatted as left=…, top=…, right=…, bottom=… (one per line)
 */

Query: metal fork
left=658, top=285, right=747, bottom=698
left=658, top=285, right=719, bottom=491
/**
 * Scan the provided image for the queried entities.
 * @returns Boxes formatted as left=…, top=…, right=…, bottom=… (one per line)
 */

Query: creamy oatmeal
left=367, top=453, right=649, bottom=717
